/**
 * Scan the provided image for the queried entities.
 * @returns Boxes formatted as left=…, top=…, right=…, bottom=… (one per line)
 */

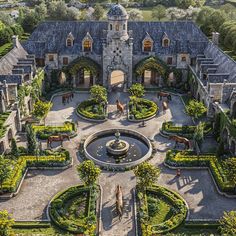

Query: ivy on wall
left=63, top=56, right=101, bottom=77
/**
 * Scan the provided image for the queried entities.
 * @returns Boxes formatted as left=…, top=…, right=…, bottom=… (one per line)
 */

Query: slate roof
left=24, top=21, right=209, bottom=58
left=0, top=42, right=28, bottom=75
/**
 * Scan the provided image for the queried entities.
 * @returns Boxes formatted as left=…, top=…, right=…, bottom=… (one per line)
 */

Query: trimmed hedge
left=77, top=99, right=106, bottom=120
left=161, top=121, right=212, bottom=138
left=129, top=98, right=158, bottom=120
left=138, top=185, right=187, bottom=234
left=1, top=150, right=71, bottom=194
left=32, top=121, right=77, bottom=139
left=165, top=150, right=235, bottom=194
left=49, top=185, right=97, bottom=234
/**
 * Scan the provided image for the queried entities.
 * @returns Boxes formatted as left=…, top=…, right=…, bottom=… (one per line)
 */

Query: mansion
left=0, top=3, right=236, bottom=153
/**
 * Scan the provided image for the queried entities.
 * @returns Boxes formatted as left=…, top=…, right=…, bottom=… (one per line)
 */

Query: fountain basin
left=83, top=129, right=153, bottom=170
left=106, top=139, right=130, bottom=156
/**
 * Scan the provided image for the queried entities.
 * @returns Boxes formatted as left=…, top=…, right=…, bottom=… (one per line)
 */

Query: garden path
left=0, top=92, right=235, bottom=234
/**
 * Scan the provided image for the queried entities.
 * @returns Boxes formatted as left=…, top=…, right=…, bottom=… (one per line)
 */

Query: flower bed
left=138, top=185, right=187, bottom=234
left=165, top=150, right=235, bottom=194
left=49, top=185, right=98, bottom=234
left=77, top=99, right=106, bottom=120
left=129, top=98, right=158, bottom=120
left=32, top=121, right=77, bottom=139
left=1, top=150, right=71, bottom=194
left=161, top=121, right=212, bottom=138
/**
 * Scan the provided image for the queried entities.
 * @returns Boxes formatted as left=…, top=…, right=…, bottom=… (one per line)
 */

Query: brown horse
left=47, top=134, right=70, bottom=148
left=157, top=91, right=172, bottom=101
left=116, top=100, right=124, bottom=115
left=115, top=185, right=123, bottom=220
left=169, top=135, right=190, bottom=149
left=62, top=92, right=74, bottom=105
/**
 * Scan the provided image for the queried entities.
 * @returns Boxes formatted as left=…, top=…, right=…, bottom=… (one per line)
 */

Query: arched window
left=143, top=40, right=152, bottom=52
left=110, top=24, right=112, bottom=30
left=163, top=38, right=169, bottom=47
left=116, top=24, right=119, bottom=31
left=66, top=38, right=73, bottom=47
left=83, top=40, right=92, bottom=52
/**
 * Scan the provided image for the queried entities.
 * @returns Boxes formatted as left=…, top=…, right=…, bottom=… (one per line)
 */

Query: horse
left=115, top=185, right=123, bottom=220
left=162, top=101, right=169, bottom=113
left=47, top=134, right=70, bottom=148
left=62, top=92, right=73, bottom=105
left=169, top=135, right=190, bottom=150
left=157, top=91, right=172, bottom=101
left=116, top=100, right=124, bottom=115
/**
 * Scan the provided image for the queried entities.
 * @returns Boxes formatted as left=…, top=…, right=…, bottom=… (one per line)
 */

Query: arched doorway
left=110, top=70, right=125, bottom=90
left=142, top=70, right=159, bottom=87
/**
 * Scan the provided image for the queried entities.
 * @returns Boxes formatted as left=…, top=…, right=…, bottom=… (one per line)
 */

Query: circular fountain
left=106, top=130, right=130, bottom=156
left=83, top=129, right=152, bottom=170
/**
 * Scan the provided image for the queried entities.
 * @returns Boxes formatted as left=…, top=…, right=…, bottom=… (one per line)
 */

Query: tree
left=193, top=122, right=204, bottom=147
left=11, top=24, right=24, bottom=37
left=21, top=12, right=40, bottom=32
left=0, top=210, right=14, bottom=236
left=185, top=100, right=207, bottom=120
left=196, top=7, right=214, bottom=26
left=11, top=138, right=19, bottom=158
left=134, top=162, right=160, bottom=191
left=77, top=160, right=101, bottom=186
left=32, top=100, right=52, bottom=119
left=0, top=157, right=11, bottom=190
left=0, top=21, right=5, bottom=31
left=152, top=5, right=166, bottom=21
left=0, top=27, right=14, bottom=45
left=0, top=13, right=15, bottom=26
left=128, top=83, right=145, bottom=98
left=175, top=0, right=196, bottom=9
left=90, top=85, right=107, bottom=103
left=26, top=124, right=37, bottom=155
left=219, top=211, right=236, bottom=235
left=225, top=158, right=236, bottom=185
left=92, top=4, right=104, bottom=20
left=128, top=9, right=143, bottom=21
left=34, top=2, right=47, bottom=21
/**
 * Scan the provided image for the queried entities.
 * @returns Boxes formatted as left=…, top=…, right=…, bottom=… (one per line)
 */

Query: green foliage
left=26, top=125, right=37, bottom=155
left=219, top=211, right=236, bottom=235
left=134, top=162, right=160, bottom=190
left=129, top=83, right=145, bottom=98
left=193, top=122, right=205, bottom=146
left=0, top=27, right=13, bottom=45
left=77, top=160, right=101, bottom=186
left=165, top=150, right=235, bottom=193
left=77, top=99, right=106, bottom=120
left=32, top=100, right=52, bottom=119
left=185, top=100, right=207, bottom=119
left=0, top=112, right=10, bottom=139
left=33, top=121, right=76, bottom=140
left=175, top=0, right=196, bottom=9
left=152, top=5, right=166, bottom=20
left=0, top=156, right=11, bottom=189
left=224, top=158, right=236, bottom=185
left=11, top=139, right=19, bottom=158
left=90, top=85, right=107, bottom=103
left=138, top=185, right=187, bottom=235
left=129, top=98, right=158, bottom=120
left=0, top=151, right=70, bottom=193
left=92, top=4, right=104, bottom=20
left=0, top=210, right=14, bottom=236
left=49, top=185, right=97, bottom=234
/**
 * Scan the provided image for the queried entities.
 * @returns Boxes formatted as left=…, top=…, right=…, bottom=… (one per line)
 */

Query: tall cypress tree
left=26, top=124, right=37, bottom=155
left=11, top=138, right=19, bottom=158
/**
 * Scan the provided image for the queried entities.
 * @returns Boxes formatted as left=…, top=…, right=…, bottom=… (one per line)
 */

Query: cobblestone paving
left=0, top=92, right=235, bottom=235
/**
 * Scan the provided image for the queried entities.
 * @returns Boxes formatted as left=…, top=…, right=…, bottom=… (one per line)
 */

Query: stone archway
left=7, top=128, right=13, bottom=145
left=110, top=70, right=125, bottom=90
left=65, top=57, right=101, bottom=88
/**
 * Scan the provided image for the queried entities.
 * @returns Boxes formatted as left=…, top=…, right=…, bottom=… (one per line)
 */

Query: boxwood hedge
left=165, top=150, right=235, bottom=194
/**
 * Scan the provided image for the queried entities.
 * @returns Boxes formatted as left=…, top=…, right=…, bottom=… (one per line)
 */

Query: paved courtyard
left=0, top=92, right=235, bottom=235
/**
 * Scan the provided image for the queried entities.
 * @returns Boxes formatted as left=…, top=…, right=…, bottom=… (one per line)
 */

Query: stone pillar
left=72, top=75, right=76, bottom=88
left=3, top=80, right=9, bottom=105
left=78, top=68, right=84, bottom=84
left=14, top=102, right=22, bottom=131
left=0, top=90, right=6, bottom=113
left=89, top=72, right=93, bottom=85
left=212, top=32, right=219, bottom=46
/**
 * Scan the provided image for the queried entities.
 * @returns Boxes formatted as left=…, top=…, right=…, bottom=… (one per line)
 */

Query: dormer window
left=48, top=54, right=54, bottom=62
left=143, top=40, right=153, bottom=52
left=163, top=38, right=170, bottom=47
left=110, top=24, right=112, bottom=30
left=66, top=32, right=74, bottom=47
left=67, top=39, right=73, bottom=47
left=83, top=40, right=92, bottom=52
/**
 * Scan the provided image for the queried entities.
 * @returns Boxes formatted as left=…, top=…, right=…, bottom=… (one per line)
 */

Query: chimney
left=212, top=32, right=219, bottom=46
left=12, top=35, right=19, bottom=48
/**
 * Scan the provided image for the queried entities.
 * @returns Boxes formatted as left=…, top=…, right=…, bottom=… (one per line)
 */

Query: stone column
left=89, top=72, right=93, bottom=85
left=14, top=102, right=22, bottom=132
left=0, top=90, right=6, bottom=113
left=3, top=80, right=9, bottom=105
left=72, top=75, right=76, bottom=88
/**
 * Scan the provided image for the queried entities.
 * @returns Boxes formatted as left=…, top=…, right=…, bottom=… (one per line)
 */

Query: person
left=176, top=168, right=181, bottom=177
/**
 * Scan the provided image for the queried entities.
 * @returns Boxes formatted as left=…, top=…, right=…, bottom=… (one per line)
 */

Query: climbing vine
left=64, top=56, right=101, bottom=76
